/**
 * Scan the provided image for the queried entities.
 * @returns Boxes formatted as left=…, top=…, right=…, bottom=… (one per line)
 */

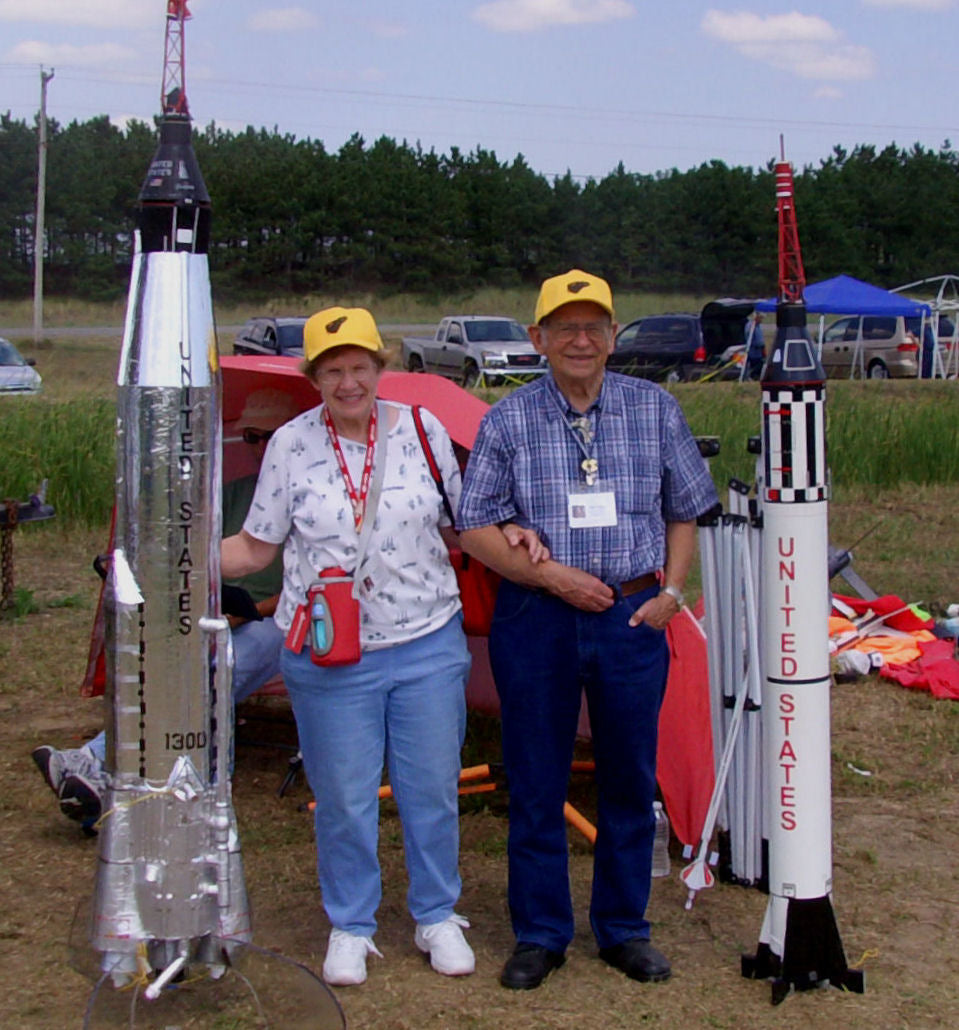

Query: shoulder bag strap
left=411, top=404, right=455, bottom=525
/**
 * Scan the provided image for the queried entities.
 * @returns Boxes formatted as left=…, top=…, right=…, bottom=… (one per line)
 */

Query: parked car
left=820, top=313, right=959, bottom=378
left=607, top=300, right=753, bottom=382
left=233, top=316, right=306, bottom=357
left=402, top=316, right=545, bottom=386
left=819, top=315, right=923, bottom=378
left=0, top=337, right=42, bottom=394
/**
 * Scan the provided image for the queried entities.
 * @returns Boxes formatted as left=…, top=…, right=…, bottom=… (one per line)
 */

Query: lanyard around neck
left=549, top=389, right=600, bottom=485
left=323, top=404, right=377, bottom=530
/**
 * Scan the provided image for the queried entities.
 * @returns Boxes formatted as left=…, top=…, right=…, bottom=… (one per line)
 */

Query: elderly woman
left=222, top=307, right=539, bottom=987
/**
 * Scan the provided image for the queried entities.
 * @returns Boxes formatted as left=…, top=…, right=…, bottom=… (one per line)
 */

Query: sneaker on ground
left=414, top=913, right=475, bottom=976
left=58, top=772, right=104, bottom=825
left=32, top=745, right=65, bottom=794
left=322, top=929, right=383, bottom=986
left=33, top=743, right=103, bottom=796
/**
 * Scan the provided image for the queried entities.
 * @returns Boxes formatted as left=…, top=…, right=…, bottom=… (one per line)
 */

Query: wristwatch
left=661, top=585, right=685, bottom=608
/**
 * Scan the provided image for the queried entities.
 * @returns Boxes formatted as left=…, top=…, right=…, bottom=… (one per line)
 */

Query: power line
left=5, top=63, right=959, bottom=140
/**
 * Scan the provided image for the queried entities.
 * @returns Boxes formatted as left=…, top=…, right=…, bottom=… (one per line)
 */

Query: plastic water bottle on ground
left=652, top=801, right=670, bottom=877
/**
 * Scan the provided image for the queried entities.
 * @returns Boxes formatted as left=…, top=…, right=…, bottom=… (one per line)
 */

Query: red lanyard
left=323, top=404, right=377, bottom=530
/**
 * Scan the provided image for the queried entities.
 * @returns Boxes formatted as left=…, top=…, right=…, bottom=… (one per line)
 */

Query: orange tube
left=563, top=802, right=597, bottom=844
left=457, top=782, right=497, bottom=796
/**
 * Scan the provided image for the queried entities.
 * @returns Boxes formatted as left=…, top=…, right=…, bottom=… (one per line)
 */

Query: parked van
left=820, top=315, right=920, bottom=378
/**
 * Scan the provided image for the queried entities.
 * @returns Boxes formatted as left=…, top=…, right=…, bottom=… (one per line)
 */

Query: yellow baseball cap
left=534, top=269, right=614, bottom=323
left=303, top=306, right=384, bottom=361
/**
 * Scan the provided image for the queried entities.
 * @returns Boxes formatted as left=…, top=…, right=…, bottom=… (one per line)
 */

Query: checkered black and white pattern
left=762, top=387, right=827, bottom=503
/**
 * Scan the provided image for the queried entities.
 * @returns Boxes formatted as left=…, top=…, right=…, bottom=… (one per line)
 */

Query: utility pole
left=33, top=65, right=55, bottom=346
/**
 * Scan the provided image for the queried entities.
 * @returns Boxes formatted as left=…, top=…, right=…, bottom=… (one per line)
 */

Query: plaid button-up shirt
left=457, top=371, right=718, bottom=584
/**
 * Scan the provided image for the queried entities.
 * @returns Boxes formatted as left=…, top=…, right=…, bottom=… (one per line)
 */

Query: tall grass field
left=0, top=289, right=712, bottom=333
left=2, top=372, right=956, bottom=531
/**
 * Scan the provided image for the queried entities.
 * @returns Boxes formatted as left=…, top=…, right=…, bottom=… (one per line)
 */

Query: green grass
left=3, top=376, right=957, bottom=534
left=675, top=378, right=959, bottom=491
left=0, top=397, right=115, bottom=525
left=0, top=289, right=715, bottom=332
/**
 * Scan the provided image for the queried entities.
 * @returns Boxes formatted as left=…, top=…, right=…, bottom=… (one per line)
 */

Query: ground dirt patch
left=3, top=520, right=958, bottom=1029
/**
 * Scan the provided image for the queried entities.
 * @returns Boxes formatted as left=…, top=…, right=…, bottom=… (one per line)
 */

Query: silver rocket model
left=90, top=106, right=250, bottom=986
left=741, top=302, right=863, bottom=1003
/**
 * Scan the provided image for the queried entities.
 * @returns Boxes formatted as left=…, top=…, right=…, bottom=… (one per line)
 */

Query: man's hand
left=541, top=563, right=614, bottom=612
left=628, top=590, right=681, bottom=630
left=502, top=523, right=550, bottom=564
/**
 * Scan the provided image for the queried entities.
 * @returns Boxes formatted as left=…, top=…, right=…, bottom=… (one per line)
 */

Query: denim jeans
left=280, top=614, right=470, bottom=936
left=489, top=580, right=668, bottom=952
left=231, top=617, right=283, bottom=702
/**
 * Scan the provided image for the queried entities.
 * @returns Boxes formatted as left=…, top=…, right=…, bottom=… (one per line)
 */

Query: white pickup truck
left=401, top=315, right=546, bottom=386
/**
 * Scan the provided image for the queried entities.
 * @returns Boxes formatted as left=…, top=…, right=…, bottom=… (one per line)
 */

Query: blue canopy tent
left=752, top=274, right=933, bottom=377
left=754, top=274, right=930, bottom=318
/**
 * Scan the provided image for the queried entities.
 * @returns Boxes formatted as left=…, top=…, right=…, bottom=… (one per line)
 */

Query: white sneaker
left=322, top=929, right=383, bottom=986
left=414, top=913, right=475, bottom=976
left=32, top=743, right=103, bottom=795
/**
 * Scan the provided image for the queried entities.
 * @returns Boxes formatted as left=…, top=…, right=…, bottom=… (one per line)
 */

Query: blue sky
left=2, top=0, right=957, bottom=181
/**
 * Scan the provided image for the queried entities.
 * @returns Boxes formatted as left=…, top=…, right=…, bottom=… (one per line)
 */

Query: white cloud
left=472, top=0, right=635, bottom=33
left=702, top=10, right=838, bottom=45
left=813, top=85, right=843, bottom=100
left=110, top=113, right=151, bottom=131
left=862, top=0, right=953, bottom=9
left=702, top=9, right=877, bottom=81
left=248, top=7, right=319, bottom=33
left=9, top=39, right=138, bottom=67
left=0, top=0, right=157, bottom=28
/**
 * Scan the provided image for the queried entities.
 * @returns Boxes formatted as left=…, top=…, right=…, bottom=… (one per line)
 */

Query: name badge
left=568, top=490, right=617, bottom=528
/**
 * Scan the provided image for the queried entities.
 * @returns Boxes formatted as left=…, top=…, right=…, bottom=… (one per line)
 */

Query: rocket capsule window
left=782, top=340, right=817, bottom=372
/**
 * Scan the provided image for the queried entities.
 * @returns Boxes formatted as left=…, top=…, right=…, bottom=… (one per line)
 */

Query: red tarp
left=832, top=592, right=933, bottom=633
left=880, top=638, right=959, bottom=700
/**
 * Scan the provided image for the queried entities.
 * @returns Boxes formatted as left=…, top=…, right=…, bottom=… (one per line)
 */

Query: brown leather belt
left=618, top=572, right=657, bottom=597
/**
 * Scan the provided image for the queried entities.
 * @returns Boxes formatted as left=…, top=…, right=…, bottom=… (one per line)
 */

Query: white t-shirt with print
left=243, top=401, right=462, bottom=650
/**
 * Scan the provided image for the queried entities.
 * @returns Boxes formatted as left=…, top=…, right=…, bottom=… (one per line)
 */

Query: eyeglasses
left=242, top=427, right=274, bottom=445
left=545, top=322, right=611, bottom=344
left=315, top=364, right=379, bottom=386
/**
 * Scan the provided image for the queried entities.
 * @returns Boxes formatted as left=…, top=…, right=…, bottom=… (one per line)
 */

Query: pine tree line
left=3, top=112, right=958, bottom=300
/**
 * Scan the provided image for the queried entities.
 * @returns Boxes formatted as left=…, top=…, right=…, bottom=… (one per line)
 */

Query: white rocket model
left=742, top=156, right=864, bottom=1004
left=89, top=27, right=250, bottom=993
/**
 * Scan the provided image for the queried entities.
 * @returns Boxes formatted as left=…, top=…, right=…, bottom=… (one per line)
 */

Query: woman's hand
left=501, top=523, right=550, bottom=564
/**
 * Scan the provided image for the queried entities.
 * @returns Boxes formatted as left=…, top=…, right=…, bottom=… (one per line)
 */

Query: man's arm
left=628, top=519, right=696, bottom=629
left=222, top=529, right=280, bottom=580
left=441, top=522, right=548, bottom=560
left=460, top=525, right=614, bottom=612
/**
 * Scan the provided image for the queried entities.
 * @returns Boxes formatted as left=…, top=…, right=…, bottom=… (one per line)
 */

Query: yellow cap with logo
left=303, top=306, right=384, bottom=361
left=534, top=269, right=614, bottom=323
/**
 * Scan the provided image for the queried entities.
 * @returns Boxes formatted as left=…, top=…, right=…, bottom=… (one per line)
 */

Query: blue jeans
left=489, top=580, right=668, bottom=952
left=87, top=617, right=284, bottom=764
left=280, top=614, right=470, bottom=935
left=231, top=617, right=283, bottom=702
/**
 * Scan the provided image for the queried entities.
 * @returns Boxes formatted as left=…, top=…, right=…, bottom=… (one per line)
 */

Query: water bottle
left=652, top=801, right=670, bottom=877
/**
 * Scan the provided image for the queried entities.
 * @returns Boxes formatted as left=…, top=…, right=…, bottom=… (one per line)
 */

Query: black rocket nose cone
left=761, top=301, right=826, bottom=387
left=137, top=114, right=211, bottom=255
left=139, top=114, right=210, bottom=208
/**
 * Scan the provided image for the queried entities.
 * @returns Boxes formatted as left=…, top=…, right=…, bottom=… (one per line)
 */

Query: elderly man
left=457, top=269, right=718, bottom=989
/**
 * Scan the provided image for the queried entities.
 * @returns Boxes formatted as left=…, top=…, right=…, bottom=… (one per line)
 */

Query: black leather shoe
left=500, top=943, right=566, bottom=990
left=598, top=938, right=671, bottom=982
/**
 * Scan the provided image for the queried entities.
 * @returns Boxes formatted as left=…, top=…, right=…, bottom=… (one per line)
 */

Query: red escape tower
left=775, top=135, right=806, bottom=304
left=161, top=1, right=191, bottom=116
